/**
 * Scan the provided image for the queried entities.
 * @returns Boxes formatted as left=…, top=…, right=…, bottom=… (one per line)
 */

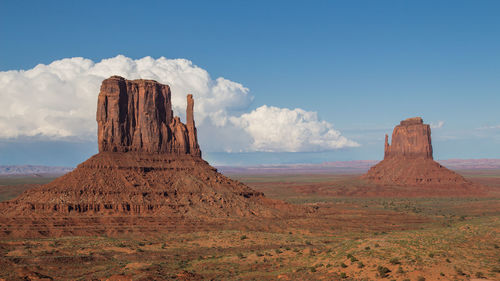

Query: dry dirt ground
left=0, top=171, right=499, bottom=280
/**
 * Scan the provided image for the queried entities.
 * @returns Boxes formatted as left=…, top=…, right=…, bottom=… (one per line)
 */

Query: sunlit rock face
left=97, top=76, right=201, bottom=157
left=364, top=117, right=473, bottom=187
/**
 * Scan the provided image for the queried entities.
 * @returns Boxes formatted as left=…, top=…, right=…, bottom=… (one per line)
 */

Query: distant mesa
left=363, top=117, right=473, bottom=187
left=0, top=76, right=290, bottom=236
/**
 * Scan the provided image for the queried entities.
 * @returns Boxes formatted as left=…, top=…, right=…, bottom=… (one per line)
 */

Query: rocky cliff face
left=97, top=76, right=201, bottom=157
left=363, top=117, right=473, bottom=187
left=384, top=117, right=433, bottom=160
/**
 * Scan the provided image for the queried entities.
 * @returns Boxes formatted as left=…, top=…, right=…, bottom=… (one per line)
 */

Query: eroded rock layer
left=0, top=152, right=282, bottom=218
left=363, top=117, right=473, bottom=187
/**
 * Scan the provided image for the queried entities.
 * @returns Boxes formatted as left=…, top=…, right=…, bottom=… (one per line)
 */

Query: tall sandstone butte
left=0, top=76, right=289, bottom=236
left=384, top=117, right=433, bottom=159
left=363, top=117, right=472, bottom=187
left=97, top=76, right=200, bottom=156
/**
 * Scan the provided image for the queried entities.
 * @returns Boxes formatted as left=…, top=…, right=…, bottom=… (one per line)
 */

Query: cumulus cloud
left=0, top=55, right=357, bottom=152
left=231, top=106, right=359, bottom=152
left=477, top=125, right=500, bottom=130
left=430, top=121, right=445, bottom=129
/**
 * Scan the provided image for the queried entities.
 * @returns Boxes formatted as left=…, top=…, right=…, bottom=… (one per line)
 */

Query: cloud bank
left=0, top=55, right=358, bottom=152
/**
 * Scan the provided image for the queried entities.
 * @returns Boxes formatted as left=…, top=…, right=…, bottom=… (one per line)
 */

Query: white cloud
left=0, top=55, right=357, bottom=152
left=477, top=125, right=500, bottom=130
left=231, top=106, right=359, bottom=152
left=430, top=121, right=444, bottom=129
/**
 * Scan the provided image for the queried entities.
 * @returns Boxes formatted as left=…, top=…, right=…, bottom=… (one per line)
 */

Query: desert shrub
left=256, top=252, right=264, bottom=257
left=237, top=253, right=246, bottom=259
left=350, top=256, right=358, bottom=262
left=357, top=262, right=365, bottom=268
left=428, top=253, right=434, bottom=258
left=178, top=260, right=189, bottom=269
left=390, top=257, right=401, bottom=265
left=305, top=240, right=312, bottom=245
left=310, top=267, right=316, bottom=272
left=275, top=249, right=282, bottom=254
left=396, top=266, right=404, bottom=273
left=445, top=258, right=451, bottom=263
left=455, top=268, right=466, bottom=276
left=377, top=266, right=391, bottom=278
left=417, top=277, right=425, bottom=281
left=326, top=263, right=332, bottom=268
left=375, top=243, right=380, bottom=247
left=475, top=272, right=484, bottom=278
left=364, top=246, right=371, bottom=250
left=494, top=244, right=499, bottom=249
left=240, top=235, right=247, bottom=240
left=340, top=272, right=347, bottom=278
left=118, top=243, right=126, bottom=248
left=285, top=246, right=291, bottom=250
left=340, top=262, right=347, bottom=268
left=440, top=272, right=445, bottom=276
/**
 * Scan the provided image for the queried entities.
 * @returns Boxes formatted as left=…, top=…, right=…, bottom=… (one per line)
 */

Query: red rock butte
left=0, top=76, right=290, bottom=236
left=363, top=117, right=473, bottom=187
left=97, top=76, right=201, bottom=156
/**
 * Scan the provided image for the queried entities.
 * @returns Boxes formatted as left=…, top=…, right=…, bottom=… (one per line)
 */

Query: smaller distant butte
left=363, top=117, right=474, bottom=187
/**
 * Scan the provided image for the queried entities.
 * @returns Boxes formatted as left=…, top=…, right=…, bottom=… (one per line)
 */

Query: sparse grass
left=389, top=257, right=401, bottom=265
left=377, top=266, right=391, bottom=278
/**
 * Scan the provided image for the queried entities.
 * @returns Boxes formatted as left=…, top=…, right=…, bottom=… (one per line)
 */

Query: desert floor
left=0, top=170, right=499, bottom=280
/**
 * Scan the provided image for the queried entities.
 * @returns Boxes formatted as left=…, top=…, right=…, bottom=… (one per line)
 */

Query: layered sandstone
left=384, top=117, right=433, bottom=159
left=0, top=76, right=291, bottom=236
left=363, top=117, right=472, bottom=187
left=0, top=152, right=274, bottom=218
left=97, top=76, right=200, bottom=157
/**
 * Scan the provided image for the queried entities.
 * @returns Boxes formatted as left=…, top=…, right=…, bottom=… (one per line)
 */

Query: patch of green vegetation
left=377, top=266, right=391, bottom=278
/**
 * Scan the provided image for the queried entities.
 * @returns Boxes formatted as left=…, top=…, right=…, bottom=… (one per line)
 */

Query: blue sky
left=0, top=0, right=499, bottom=166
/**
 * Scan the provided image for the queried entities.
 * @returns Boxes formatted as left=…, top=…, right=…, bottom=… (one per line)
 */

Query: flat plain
left=0, top=170, right=499, bottom=280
